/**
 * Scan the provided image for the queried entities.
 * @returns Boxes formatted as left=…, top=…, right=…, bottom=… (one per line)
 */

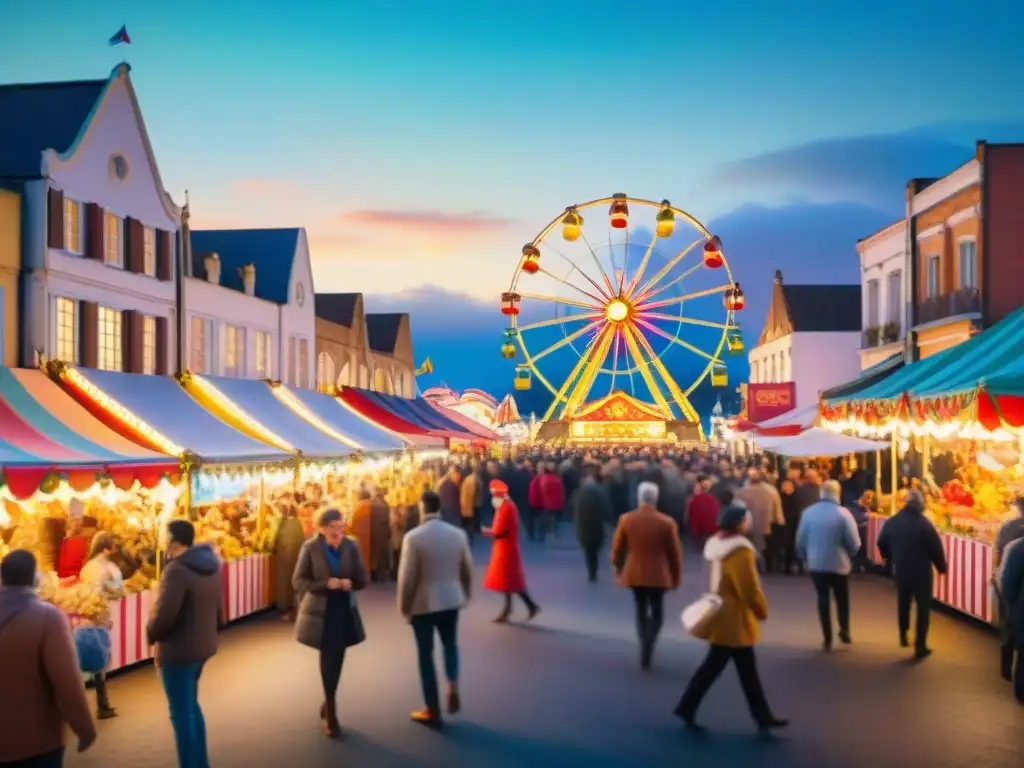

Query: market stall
left=754, top=403, right=819, bottom=437
left=753, top=427, right=886, bottom=457
left=0, top=367, right=182, bottom=671
left=337, top=387, right=463, bottom=447
left=423, top=399, right=503, bottom=445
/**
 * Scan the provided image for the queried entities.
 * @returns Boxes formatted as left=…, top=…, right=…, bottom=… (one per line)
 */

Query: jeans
left=159, top=661, right=209, bottom=768
left=810, top=572, right=850, bottom=644
left=582, top=545, right=600, bottom=581
left=675, top=645, right=773, bottom=725
left=460, top=517, right=475, bottom=543
left=631, top=587, right=665, bottom=666
left=0, top=748, right=65, bottom=768
left=1015, top=644, right=1024, bottom=703
left=411, top=609, right=460, bottom=713
left=897, top=579, right=932, bottom=653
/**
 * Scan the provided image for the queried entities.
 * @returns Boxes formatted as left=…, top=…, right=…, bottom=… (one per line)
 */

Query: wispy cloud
left=336, top=209, right=515, bottom=235
left=231, top=179, right=297, bottom=197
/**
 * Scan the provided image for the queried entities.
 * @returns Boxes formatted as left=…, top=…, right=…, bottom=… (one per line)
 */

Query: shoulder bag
left=680, top=559, right=723, bottom=637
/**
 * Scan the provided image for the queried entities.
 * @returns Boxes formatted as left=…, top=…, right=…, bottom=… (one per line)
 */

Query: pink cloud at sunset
left=335, top=209, right=516, bottom=235
left=231, top=179, right=297, bottom=197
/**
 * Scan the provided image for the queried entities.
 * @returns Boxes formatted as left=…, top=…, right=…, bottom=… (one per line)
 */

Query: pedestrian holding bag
left=681, top=559, right=723, bottom=637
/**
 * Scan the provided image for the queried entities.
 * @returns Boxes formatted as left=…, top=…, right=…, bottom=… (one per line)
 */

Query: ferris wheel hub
left=605, top=298, right=631, bottom=323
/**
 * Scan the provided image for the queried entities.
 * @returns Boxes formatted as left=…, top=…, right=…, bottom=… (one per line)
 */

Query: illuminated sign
left=569, top=420, right=668, bottom=442
left=747, top=382, right=796, bottom=423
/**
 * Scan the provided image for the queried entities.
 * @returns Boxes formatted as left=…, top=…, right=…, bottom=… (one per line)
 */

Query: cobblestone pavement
left=66, top=533, right=1023, bottom=768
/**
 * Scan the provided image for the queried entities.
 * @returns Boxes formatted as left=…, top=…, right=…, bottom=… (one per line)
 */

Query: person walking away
left=529, top=463, right=565, bottom=541
left=574, top=470, right=612, bottom=582
left=484, top=480, right=540, bottom=622
left=390, top=505, right=407, bottom=581
left=508, top=458, right=535, bottom=541
left=611, top=482, right=682, bottom=669
left=997, top=535, right=1024, bottom=702
left=349, top=491, right=373, bottom=575
left=0, top=550, right=96, bottom=767
left=778, top=476, right=803, bottom=574
left=659, top=461, right=689, bottom=539
left=273, top=502, right=306, bottom=621
left=686, top=475, right=720, bottom=551
left=147, top=520, right=222, bottom=768
left=78, top=532, right=124, bottom=720
left=459, top=465, right=480, bottom=543
left=370, top=488, right=393, bottom=582
left=735, top=470, right=784, bottom=572
left=876, top=489, right=947, bottom=660
left=794, top=469, right=822, bottom=517
left=994, top=498, right=1024, bottom=682
left=398, top=491, right=474, bottom=729
left=437, top=465, right=462, bottom=526
left=293, top=508, right=368, bottom=738
left=848, top=490, right=874, bottom=574
left=795, top=480, right=861, bottom=651
left=674, top=505, right=788, bottom=734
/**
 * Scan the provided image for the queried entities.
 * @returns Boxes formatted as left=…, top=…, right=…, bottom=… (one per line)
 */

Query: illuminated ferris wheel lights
left=605, top=299, right=630, bottom=323
left=655, top=201, right=675, bottom=238
left=500, top=291, right=521, bottom=315
left=609, top=193, right=629, bottom=229
left=521, top=244, right=541, bottom=274
left=562, top=207, right=583, bottom=241
left=724, top=283, right=746, bottom=311
left=703, top=236, right=724, bottom=268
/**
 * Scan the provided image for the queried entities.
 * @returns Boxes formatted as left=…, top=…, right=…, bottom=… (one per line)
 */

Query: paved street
left=68, top=535, right=1022, bottom=768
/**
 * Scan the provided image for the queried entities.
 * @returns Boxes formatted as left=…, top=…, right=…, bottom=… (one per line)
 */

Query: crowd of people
left=1, top=446, right=1022, bottom=766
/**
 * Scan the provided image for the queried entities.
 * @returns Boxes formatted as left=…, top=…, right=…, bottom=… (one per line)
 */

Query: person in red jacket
left=528, top=463, right=565, bottom=542
left=56, top=505, right=95, bottom=579
left=484, top=480, right=540, bottom=623
left=686, top=475, right=720, bottom=550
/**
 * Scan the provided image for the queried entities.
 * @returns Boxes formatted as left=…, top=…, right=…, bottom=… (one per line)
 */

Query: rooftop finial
left=774, top=269, right=783, bottom=283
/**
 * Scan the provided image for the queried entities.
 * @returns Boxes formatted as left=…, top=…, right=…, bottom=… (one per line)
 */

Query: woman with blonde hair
left=78, top=531, right=124, bottom=719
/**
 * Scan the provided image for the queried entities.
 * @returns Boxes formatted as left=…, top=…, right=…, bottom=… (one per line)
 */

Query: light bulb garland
left=270, top=384, right=364, bottom=451
left=183, top=373, right=296, bottom=453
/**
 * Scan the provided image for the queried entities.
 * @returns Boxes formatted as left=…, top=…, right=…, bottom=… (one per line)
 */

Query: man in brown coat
left=735, top=470, right=784, bottom=570
left=0, top=549, right=96, bottom=765
left=611, top=481, right=684, bottom=669
left=148, top=520, right=223, bottom=768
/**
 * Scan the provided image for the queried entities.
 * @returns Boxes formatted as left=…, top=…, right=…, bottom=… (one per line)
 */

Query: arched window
left=316, top=352, right=336, bottom=393
left=373, top=368, right=388, bottom=392
left=358, top=363, right=368, bottom=389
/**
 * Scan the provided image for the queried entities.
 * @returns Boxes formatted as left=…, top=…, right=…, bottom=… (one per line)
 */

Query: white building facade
left=858, top=220, right=908, bottom=371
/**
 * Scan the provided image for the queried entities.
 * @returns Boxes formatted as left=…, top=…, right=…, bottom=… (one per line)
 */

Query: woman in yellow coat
left=674, top=503, right=788, bottom=734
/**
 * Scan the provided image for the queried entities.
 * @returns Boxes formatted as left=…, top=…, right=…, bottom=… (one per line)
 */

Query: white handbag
left=681, top=559, right=723, bottom=637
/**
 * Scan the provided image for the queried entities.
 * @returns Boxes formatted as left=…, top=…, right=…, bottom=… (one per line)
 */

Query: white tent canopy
left=753, top=427, right=886, bottom=457
left=757, top=403, right=818, bottom=431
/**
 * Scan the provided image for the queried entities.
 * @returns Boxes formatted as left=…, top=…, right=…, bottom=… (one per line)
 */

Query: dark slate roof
left=0, top=78, right=107, bottom=177
left=189, top=228, right=300, bottom=304
left=315, top=293, right=361, bottom=327
left=365, top=313, right=404, bottom=354
left=782, top=284, right=862, bottom=333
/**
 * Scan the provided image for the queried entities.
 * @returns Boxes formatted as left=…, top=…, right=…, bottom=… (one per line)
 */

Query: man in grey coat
left=398, top=490, right=474, bottom=729
left=796, top=480, right=861, bottom=652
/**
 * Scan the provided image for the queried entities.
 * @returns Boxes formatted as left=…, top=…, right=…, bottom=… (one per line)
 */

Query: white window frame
left=190, top=316, right=208, bottom=373
left=866, top=279, right=880, bottom=328
left=143, top=226, right=157, bottom=276
left=255, top=330, right=272, bottom=379
left=926, top=255, right=940, bottom=299
left=886, top=270, right=902, bottom=327
left=957, top=237, right=978, bottom=290
left=142, top=316, right=157, bottom=375
left=97, top=306, right=123, bottom=371
left=223, top=324, right=245, bottom=378
left=55, top=297, right=79, bottom=363
left=103, top=211, right=122, bottom=268
left=63, top=199, right=83, bottom=255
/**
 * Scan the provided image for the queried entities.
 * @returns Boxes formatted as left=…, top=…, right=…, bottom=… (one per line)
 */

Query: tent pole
left=874, top=450, right=882, bottom=499
left=890, top=432, right=898, bottom=515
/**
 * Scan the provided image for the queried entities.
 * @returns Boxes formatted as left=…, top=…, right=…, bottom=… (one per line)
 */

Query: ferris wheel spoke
left=618, top=228, right=630, bottom=294
left=630, top=324, right=703, bottom=424
left=630, top=237, right=703, bottom=301
left=624, top=230, right=660, bottom=297
left=563, top=325, right=615, bottom=417
left=638, top=284, right=730, bottom=312
left=534, top=266, right=607, bottom=305
left=608, top=326, right=620, bottom=395
left=579, top=231, right=617, bottom=296
left=540, top=324, right=612, bottom=422
left=636, top=262, right=705, bottom=304
left=539, top=241, right=612, bottom=300
left=518, top=292, right=603, bottom=312
left=633, top=317, right=720, bottom=363
left=529, top=319, right=604, bottom=364
left=516, top=312, right=603, bottom=333
left=620, top=324, right=673, bottom=419
left=639, top=312, right=733, bottom=330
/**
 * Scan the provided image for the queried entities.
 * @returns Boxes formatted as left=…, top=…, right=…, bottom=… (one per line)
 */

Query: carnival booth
left=338, top=387, right=475, bottom=447
left=0, top=367, right=183, bottom=672
left=820, top=306, right=1024, bottom=624
left=753, top=428, right=886, bottom=457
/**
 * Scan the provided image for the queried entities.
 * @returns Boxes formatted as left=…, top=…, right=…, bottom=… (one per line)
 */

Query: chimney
left=774, top=269, right=783, bottom=283
left=204, top=253, right=221, bottom=285
left=241, top=263, right=256, bottom=296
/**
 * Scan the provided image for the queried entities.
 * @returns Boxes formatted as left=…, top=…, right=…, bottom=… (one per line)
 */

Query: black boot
left=95, top=676, right=116, bottom=720
left=323, top=699, right=342, bottom=739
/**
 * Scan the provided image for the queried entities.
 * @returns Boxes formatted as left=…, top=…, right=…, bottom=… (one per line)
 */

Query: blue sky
left=3, top=1, right=1023, bottom=408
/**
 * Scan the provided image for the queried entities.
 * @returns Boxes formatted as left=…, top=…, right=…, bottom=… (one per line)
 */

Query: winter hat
left=717, top=501, right=749, bottom=532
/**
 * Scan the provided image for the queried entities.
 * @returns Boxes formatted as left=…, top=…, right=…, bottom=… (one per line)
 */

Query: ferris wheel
left=500, top=194, right=745, bottom=426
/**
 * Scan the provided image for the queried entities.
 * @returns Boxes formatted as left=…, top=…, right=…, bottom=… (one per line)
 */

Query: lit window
left=97, top=306, right=122, bottom=371
left=927, top=255, right=940, bottom=298
left=142, top=316, right=157, bottom=374
left=190, top=316, right=206, bottom=373
left=958, top=240, right=977, bottom=290
left=55, top=297, right=78, bottom=363
left=224, top=324, right=245, bottom=378
left=143, top=227, right=156, bottom=276
left=255, top=330, right=271, bottom=378
left=317, top=352, right=335, bottom=392
left=104, top=212, right=122, bottom=267
left=298, top=338, right=309, bottom=388
left=63, top=199, right=82, bottom=255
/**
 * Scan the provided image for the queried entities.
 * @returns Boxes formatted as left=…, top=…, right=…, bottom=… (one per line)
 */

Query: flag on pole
left=109, top=26, right=131, bottom=46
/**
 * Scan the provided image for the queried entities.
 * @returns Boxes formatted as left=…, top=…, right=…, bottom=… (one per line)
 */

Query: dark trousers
left=540, top=510, right=558, bottom=540
left=810, top=572, right=850, bottom=644
left=782, top=534, right=802, bottom=575
left=1015, top=644, right=1024, bottom=703
left=460, top=516, right=475, bottom=543
left=675, top=645, right=773, bottom=725
left=763, top=526, right=784, bottom=573
left=523, top=508, right=538, bottom=541
left=501, top=591, right=538, bottom=616
left=159, top=661, right=209, bottom=768
left=1001, top=638, right=1018, bottom=682
left=631, top=587, right=665, bottom=666
left=411, top=609, right=460, bottom=714
left=319, top=646, right=346, bottom=704
left=897, top=579, right=932, bottom=652
left=582, top=544, right=600, bottom=581
left=0, top=749, right=65, bottom=768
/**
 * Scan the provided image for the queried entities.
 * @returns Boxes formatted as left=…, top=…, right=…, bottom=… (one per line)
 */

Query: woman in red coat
left=483, top=479, right=540, bottom=623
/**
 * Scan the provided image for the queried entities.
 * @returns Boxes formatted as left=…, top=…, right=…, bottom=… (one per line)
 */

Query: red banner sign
left=747, top=382, right=796, bottom=423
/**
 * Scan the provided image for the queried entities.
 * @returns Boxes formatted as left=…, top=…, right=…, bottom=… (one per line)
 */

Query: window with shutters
left=104, top=212, right=122, bottom=268
left=255, top=330, right=272, bottom=378
left=97, top=306, right=122, bottom=371
left=143, top=227, right=157, bottom=276
left=298, top=338, right=309, bottom=388
left=866, top=279, right=880, bottom=328
left=887, top=270, right=902, bottom=327
left=223, top=324, right=245, bottom=378
left=190, top=316, right=207, bottom=373
left=63, top=199, right=82, bottom=255
left=55, top=297, right=78, bottom=363
left=142, top=316, right=157, bottom=375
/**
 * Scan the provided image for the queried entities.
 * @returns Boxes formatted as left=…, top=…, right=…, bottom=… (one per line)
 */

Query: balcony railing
left=916, top=288, right=980, bottom=326
left=862, top=322, right=902, bottom=348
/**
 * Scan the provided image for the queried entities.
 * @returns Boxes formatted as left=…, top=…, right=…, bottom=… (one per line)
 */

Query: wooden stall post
left=874, top=450, right=882, bottom=498
left=255, top=470, right=267, bottom=540
left=922, top=433, right=932, bottom=484
left=889, top=432, right=898, bottom=515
